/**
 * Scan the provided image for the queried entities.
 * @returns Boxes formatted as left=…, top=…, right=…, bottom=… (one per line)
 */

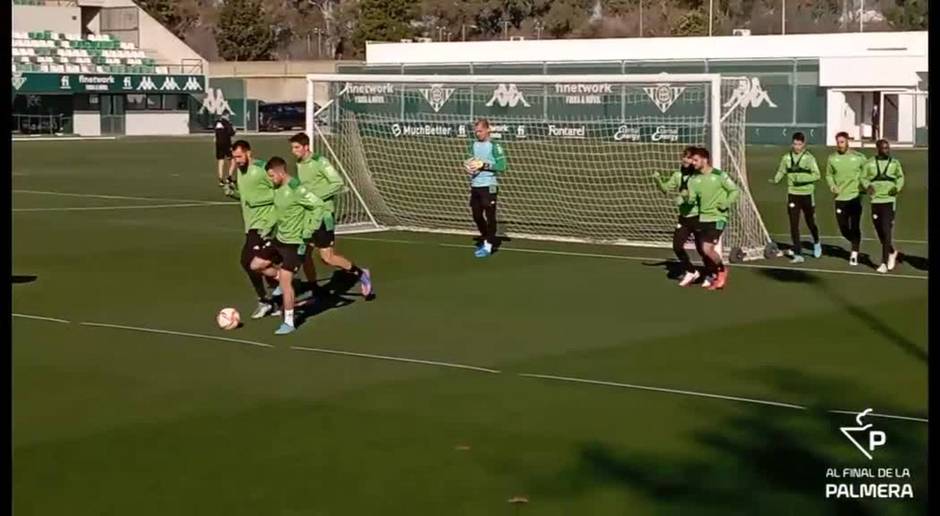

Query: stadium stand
left=12, top=31, right=161, bottom=74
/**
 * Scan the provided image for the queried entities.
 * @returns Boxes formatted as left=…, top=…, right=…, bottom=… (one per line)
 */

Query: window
left=162, top=94, right=188, bottom=111
left=126, top=93, right=146, bottom=110
left=146, top=94, right=161, bottom=110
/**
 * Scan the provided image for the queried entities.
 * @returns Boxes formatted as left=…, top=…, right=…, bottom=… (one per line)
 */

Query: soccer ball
left=464, top=158, right=483, bottom=174
left=217, top=308, right=240, bottom=330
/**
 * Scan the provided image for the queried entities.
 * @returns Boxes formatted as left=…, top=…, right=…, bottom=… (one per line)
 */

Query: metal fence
left=11, top=113, right=69, bottom=134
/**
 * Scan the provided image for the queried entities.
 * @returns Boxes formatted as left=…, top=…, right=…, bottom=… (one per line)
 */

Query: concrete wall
left=73, top=112, right=101, bottom=136
left=820, top=56, right=926, bottom=88
left=137, top=8, right=206, bottom=69
left=367, top=31, right=928, bottom=65
left=208, top=60, right=346, bottom=103
left=13, top=5, right=82, bottom=34
left=125, top=112, right=189, bottom=135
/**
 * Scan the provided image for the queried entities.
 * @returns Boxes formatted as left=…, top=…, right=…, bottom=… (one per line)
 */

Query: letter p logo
left=869, top=431, right=887, bottom=452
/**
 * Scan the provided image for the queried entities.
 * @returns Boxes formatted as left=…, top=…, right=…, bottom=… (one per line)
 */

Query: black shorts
left=260, top=239, right=305, bottom=273
left=244, top=229, right=272, bottom=258
left=216, top=143, right=232, bottom=160
left=787, top=193, right=815, bottom=210
left=677, top=215, right=699, bottom=230
left=308, top=222, right=336, bottom=249
left=469, top=186, right=498, bottom=208
left=697, top=220, right=726, bottom=244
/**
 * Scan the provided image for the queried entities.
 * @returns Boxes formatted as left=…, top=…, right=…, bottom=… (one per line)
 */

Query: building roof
left=366, top=31, right=928, bottom=65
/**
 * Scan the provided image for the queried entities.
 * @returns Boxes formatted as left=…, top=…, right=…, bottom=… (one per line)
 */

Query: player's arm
left=296, top=185, right=326, bottom=210
left=771, top=155, right=786, bottom=184
left=891, top=161, right=905, bottom=195
left=223, top=178, right=240, bottom=199
left=808, top=156, right=821, bottom=182
left=482, top=142, right=507, bottom=173
left=652, top=170, right=679, bottom=193
left=859, top=160, right=874, bottom=190
left=824, top=156, right=838, bottom=193
left=720, top=174, right=740, bottom=209
left=317, top=157, right=346, bottom=198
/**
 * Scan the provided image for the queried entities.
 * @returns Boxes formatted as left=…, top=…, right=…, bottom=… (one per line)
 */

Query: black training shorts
left=260, top=239, right=305, bottom=273
left=697, top=220, right=726, bottom=244
left=308, top=222, right=336, bottom=249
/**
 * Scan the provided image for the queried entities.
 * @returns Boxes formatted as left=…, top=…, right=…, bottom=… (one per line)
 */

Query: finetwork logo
left=644, top=83, right=685, bottom=113
left=419, top=83, right=455, bottom=112
left=486, top=84, right=530, bottom=108
left=200, top=88, right=235, bottom=116
left=724, top=77, right=777, bottom=109
left=840, top=408, right=886, bottom=460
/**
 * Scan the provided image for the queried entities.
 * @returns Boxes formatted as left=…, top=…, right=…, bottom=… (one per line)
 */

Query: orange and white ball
left=217, top=308, right=240, bottom=330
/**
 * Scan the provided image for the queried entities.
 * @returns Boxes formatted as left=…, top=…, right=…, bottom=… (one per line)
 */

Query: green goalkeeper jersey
left=687, top=168, right=739, bottom=223
left=825, top=150, right=867, bottom=201
left=297, top=153, right=344, bottom=215
left=273, top=177, right=326, bottom=245
left=654, top=166, right=699, bottom=218
left=861, top=155, right=905, bottom=206
left=231, top=158, right=276, bottom=234
left=772, top=151, right=820, bottom=195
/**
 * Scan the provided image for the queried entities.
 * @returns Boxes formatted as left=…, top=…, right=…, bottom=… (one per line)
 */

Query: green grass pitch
left=13, top=136, right=927, bottom=515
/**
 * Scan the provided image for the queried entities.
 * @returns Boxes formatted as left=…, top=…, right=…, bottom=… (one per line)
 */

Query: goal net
left=306, top=73, right=774, bottom=261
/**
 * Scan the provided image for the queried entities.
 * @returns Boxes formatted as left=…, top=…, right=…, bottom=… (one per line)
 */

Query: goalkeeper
left=464, top=118, right=507, bottom=258
left=652, top=146, right=705, bottom=287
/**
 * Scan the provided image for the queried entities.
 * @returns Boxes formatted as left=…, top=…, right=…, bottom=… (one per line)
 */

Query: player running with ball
left=250, top=157, right=327, bottom=335
left=464, top=118, right=507, bottom=258
left=687, top=148, right=739, bottom=290
left=653, top=146, right=706, bottom=287
left=861, top=139, right=905, bottom=273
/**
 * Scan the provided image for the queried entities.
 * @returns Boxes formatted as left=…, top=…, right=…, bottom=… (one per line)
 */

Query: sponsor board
left=345, top=82, right=394, bottom=104
left=13, top=72, right=205, bottom=94
left=554, top=83, right=614, bottom=105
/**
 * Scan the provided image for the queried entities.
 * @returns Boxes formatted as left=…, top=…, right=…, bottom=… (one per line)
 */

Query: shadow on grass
left=530, top=369, right=927, bottom=515
left=900, top=254, right=929, bottom=272
left=756, top=270, right=927, bottom=364
left=642, top=260, right=687, bottom=280
left=294, top=270, right=367, bottom=328
left=12, top=275, right=37, bottom=284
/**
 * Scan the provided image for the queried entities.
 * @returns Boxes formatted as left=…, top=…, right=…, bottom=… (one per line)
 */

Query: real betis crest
left=644, top=83, right=686, bottom=113
left=419, top=83, right=455, bottom=113
left=11, top=72, right=26, bottom=91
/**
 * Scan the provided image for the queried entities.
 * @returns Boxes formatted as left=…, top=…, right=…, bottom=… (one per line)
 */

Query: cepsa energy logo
left=824, top=409, right=915, bottom=500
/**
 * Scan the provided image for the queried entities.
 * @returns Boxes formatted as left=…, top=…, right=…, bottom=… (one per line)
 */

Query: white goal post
left=305, top=73, right=775, bottom=261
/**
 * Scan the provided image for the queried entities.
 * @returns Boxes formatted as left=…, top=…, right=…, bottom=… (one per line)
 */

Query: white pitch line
left=291, top=345, right=501, bottom=374
left=80, top=321, right=274, bottom=349
left=14, top=202, right=235, bottom=213
left=769, top=233, right=927, bottom=245
left=519, top=372, right=809, bottom=410
left=12, top=313, right=71, bottom=324
left=828, top=409, right=929, bottom=424
left=12, top=189, right=232, bottom=205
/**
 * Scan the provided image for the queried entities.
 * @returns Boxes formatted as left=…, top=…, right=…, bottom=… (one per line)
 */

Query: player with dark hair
left=464, top=118, right=507, bottom=258
left=687, top=147, right=739, bottom=290
left=825, top=131, right=867, bottom=265
left=225, top=140, right=280, bottom=319
left=653, top=146, right=705, bottom=286
left=288, top=132, right=372, bottom=297
left=861, top=139, right=905, bottom=273
left=214, top=115, right=236, bottom=187
left=770, top=131, right=821, bottom=263
left=250, top=156, right=327, bottom=334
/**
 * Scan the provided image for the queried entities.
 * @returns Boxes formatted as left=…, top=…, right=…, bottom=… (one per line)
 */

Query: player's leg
left=801, top=195, right=822, bottom=258
left=313, top=223, right=372, bottom=297
left=473, top=188, right=497, bottom=258
left=302, top=245, right=317, bottom=285
left=847, top=197, right=863, bottom=264
left=872, top=204, right=897, bottom=272
left=703, top=223, right=728, bottom=290
left=274, top=242, right=304, bottom=334
left=469, top=188, right=487, bottom=248
left=241, top=231, right=275, bottom=318
left=786, top=194, right=804, bottom=262
left=226, top=157, right=236, bottom=182
left=673, top=218, right=699, bottom=286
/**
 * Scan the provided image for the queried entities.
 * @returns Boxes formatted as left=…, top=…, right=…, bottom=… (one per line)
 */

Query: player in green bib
left=770, top=132, right=821, bottom=263
left=289, top=133, right=372, bottom=297
left=825, top=131, right=867, bottom=265
left=250, top=157, right=327, bottom=335
left=225, top=140, right=280, bottom=319
left=687, top=147, right=739, bottom=291
left=861, top=139, right=905, bottom=273
left=652, top=146, right=705, bottom=287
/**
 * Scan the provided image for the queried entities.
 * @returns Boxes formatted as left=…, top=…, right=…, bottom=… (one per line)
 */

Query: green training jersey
left=654, top=166, right=699, bottom=218
left=231, top=158, right=276, bottom=234
left=687, top=168, right=739, bottom=223
left=825, top=150, right=867, bottom=201
left=297, top=153, right=344, bottom=215
left=772, top=151, right=820, bottom=195
left=861, top=155, right=905, bottom=206
left=272, top=177, right=326, bottom=245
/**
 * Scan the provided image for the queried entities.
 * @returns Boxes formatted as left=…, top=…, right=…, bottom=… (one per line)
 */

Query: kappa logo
left=183, top=77, right=203, bottom=91
left=486, top=83, right=530, bottom=108
left=840, top=408, right=887, bottom=460
left=724, top=77, right=777, bottom=109
left=12, top=72, right=26, bottom=90
left=137, top=76, right=157, bottom=91
left=161, top=77, right=181, bottom=91
left=644, top=83, right=685, bottom=113
left=419, top=83, right=455, bottom=112
left=200, top=88, right=235, bottom=116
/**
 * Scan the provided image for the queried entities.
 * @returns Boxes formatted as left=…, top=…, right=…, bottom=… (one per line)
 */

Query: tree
left=136, top=0, right=202, bottom=40
left=885, top=0, right=928, bottom=30
left=214, top=0, right=277, bottom=61
left=350, top=0, right=417, bottom=56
